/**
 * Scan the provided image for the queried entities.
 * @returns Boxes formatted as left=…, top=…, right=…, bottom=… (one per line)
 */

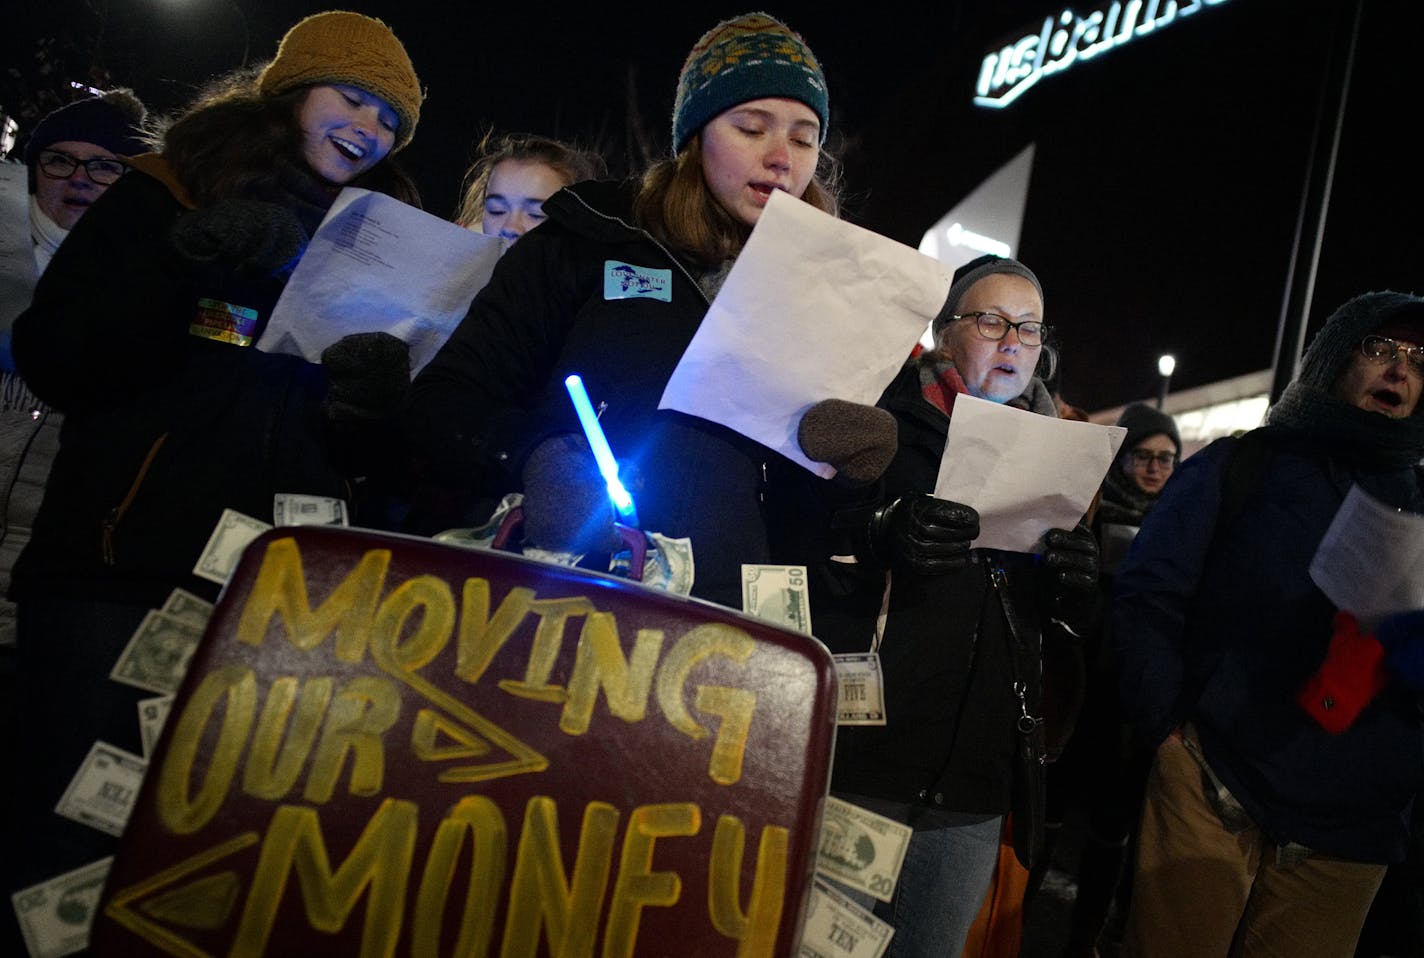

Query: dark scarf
left=1267, top=381, right=1424, bottom=469
left=1097, top=465, right=1157, bottom=527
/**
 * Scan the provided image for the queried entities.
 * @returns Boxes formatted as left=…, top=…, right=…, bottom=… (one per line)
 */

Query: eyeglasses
left=1128, top=450, right=1177, bottom=469
left=1360, top=335, right=1424, bottom=374
left=37, top=149, right=128, bottom=185
left=952, top=311, right=1050, bottom=347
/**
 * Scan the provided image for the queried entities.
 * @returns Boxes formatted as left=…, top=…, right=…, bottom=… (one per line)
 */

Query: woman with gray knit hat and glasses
left=3, top=10, right=424, bottom=923
left=407, top=11, right=841, bottom=609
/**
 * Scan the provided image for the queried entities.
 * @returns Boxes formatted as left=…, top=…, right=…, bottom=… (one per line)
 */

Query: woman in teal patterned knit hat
left=407, top=11, right=843, bottom=611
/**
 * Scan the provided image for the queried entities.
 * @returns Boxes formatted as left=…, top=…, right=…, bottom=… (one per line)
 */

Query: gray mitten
left=797, top=398, right=898, bottom=485
left=170, top=198, right=308, bottom=275
left=321, top=332, right=411, bottom=422
left=521, top=434, right=624, bottom=555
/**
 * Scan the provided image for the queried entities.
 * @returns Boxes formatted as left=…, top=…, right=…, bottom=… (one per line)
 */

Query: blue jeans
left=833, top=793, right=1003, bottom=958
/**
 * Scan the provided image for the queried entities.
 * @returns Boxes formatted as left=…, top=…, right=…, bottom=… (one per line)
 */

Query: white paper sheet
left=1310, top=484, right=1424, bottom=626
left=658, top=190, right=952, bottom=477
left=258, top=188, right=503, bottom=376
left=936, top=394, right=1126, bottom=553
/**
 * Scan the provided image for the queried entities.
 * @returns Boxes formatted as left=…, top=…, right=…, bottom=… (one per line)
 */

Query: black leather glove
left=1040, top=524, right=1101, bottom=633
left=169, top=198, right=309, bottom=276
left=321, top=332, right=411, bottom=422
left=865, top=493, right=979, bottom=574
left=521, top=434, right=625, bottom=555
left=797, top=398, right=898, bottom=486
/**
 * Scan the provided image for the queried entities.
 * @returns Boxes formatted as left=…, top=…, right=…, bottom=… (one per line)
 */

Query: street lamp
left=1157, top=354, right=1176, bottom=410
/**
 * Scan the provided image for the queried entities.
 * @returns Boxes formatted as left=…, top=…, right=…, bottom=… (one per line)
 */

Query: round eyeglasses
left=1360, top=335, right=1424, bottom=374
left=1128, top=449, right=1177, bottom=469
left=952, top=311, right=1049, bottom=347
left=37, top=149, right=128, bottom=186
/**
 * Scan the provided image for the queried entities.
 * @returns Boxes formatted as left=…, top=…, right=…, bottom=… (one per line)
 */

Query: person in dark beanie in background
left=22, top=90, right=149, bottom=277
left=800, top=254, right=1100, bottom=957
left=1035, top=401, right=1181, bottom=957
left=1115, top=291, right=1424, bottom=957
left=1, top=89, right=150, bottom=643
left=3, top=11, right=424, bottom=943
left=406, top=11, right=839, bottom=609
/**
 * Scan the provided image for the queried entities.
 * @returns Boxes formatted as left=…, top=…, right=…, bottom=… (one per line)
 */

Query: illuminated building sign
left=975, top=0, right=1233, bottom=109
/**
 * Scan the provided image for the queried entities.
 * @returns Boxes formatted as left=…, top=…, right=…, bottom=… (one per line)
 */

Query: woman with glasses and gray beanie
left=3, top=10, right=424, bottom=926
left=407, top=11, right=840, bottom=609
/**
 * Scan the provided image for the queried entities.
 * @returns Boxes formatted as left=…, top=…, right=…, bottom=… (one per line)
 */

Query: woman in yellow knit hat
left=2, top=11, right=423, bottom=918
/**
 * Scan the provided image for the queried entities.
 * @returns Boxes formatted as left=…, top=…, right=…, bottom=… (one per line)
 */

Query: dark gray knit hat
left=1116, top=402, right=1181, bottom=457
left=24, top=90, right=148, bottom=193
left=1298, top=291, right=1424, bottom=393
left=931, top=253, right=1044, bottom=339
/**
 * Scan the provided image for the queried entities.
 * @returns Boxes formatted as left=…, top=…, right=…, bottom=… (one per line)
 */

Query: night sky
left=7, top=0, right=1420, bottom=412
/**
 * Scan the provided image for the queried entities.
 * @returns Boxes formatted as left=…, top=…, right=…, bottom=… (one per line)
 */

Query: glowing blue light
left=564, top=375, right=638, bottom=525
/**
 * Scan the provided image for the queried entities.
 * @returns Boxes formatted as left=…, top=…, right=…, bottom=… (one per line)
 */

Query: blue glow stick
left=564, top=375, right=639, bottom=526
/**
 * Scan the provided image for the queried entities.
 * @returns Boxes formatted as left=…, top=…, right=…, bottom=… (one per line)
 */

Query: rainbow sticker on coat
left=190, top=298, right=259, bottom=346
left=604, top=261, right=672, bottom=302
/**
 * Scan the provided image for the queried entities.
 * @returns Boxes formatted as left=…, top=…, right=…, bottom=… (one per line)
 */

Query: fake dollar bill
left=832, top=653, right=887, bottom=725
left=273, top=492, right=349, bottom=527
left=798, top=878, right=894, bottom=958
left=10, top=857, right=113, bottom=958
left=816, top=796, right=911, bottom=903
left=741, top=564, right=813, bottom=634
left=109, top=609, right=203, bottom=696
left=54, top=742, right=146, bottom=838
left=160, top=587, right=213, bottom=627
left=137, top=695, right=175, bottom=759
left=193, top=508, right=272, bottom=585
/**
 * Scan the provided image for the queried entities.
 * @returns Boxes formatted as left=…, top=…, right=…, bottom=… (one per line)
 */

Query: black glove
left=797, top=399, right=898, bottom=486
left=321, top=332, right=411, bottom=422
left=865, top=493, right=979, bottom=574
left=169, top=198, right=309, bottom=276
left=1040, top=524, right=1100, bottom=632
left=520, top=434, right=625, bottom=555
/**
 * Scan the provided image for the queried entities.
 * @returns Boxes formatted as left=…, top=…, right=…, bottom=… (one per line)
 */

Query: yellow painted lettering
left=603, top=803, right=700, bottom=958
left=413, top=795, right=507, bottom=958
left=234, top=539, right=390, bottom=662
left=560, top=616, right=663, bottom=735
left=501, top=797, right=619, bottom=958
left=708, top=816, right=789, bottom=958
left=499, top=597, right=598, bottom=703
left=655, top=625, right=757, bottom=784
left=232, top=799, right=417, bottom=958
left=455, top=581, right=535, bottom=684
left=304, top=676, right=401, bottom=803
left=694, top=686, right=757, bottom=786
left=157, top=664, right=255, bottom=835
left=242, top=676, right=333, bottom=801
left=370, top=574, right=455, bottom=673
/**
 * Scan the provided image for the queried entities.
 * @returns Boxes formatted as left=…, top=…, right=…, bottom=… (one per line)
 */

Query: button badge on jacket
left=603, top=261, right=672, bottom=302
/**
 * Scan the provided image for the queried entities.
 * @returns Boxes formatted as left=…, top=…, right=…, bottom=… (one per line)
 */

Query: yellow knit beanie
left=258, top=10, right=423, bottom=151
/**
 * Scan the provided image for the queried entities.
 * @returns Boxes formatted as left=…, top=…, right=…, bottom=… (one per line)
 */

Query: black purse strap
left=989, top=562, right=1042, bottom=738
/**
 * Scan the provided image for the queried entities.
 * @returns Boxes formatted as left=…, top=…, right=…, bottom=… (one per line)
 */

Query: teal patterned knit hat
left=671, top=12, right=829, bottom=154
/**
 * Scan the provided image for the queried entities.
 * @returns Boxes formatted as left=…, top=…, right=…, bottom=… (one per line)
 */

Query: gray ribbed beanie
left=1298, top=291, right=1424, bottom=393
left=931, top=254, right=1043, bottom=339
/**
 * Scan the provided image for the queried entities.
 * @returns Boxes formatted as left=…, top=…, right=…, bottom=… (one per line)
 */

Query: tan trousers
left=1123, top=732, right=1386, bottom=958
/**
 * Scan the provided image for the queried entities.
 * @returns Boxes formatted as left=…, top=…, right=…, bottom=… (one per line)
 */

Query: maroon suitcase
left=92, top=526, right=837, bottom=957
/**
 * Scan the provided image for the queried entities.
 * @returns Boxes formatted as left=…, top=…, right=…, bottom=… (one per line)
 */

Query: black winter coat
left=406, top=179, right=781, bottom=608
left=10, top=165, right=347, bottom=606
left=808, top=361, right=1051, bottom=814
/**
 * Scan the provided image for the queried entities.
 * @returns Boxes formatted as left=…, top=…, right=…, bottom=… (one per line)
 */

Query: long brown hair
left=632, top=135, right=840, bottom=268
left=156, top=64, right=421, bottom=209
